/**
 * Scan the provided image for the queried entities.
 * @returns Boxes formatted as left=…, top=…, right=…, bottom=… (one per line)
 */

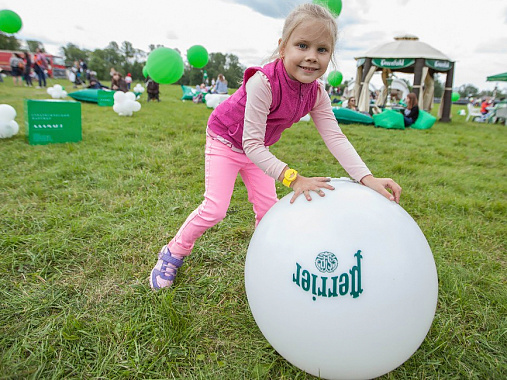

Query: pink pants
left=168, top=136, right=278, bottom=257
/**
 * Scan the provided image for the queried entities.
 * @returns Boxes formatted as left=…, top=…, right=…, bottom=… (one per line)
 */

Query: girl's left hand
left=360, top=175, right=402, bottom=204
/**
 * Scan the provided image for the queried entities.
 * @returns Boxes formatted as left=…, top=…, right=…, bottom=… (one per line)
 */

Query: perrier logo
left=293, top=250, right=363, bottom=301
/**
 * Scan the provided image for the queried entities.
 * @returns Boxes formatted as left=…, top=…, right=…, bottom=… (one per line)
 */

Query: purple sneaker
left=149, top=246, right=184, bottom=290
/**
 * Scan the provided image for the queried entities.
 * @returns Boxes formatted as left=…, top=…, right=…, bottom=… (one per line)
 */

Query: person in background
left=9, top=53, right=23, bottom=86
left=403, top=93, right=419, bottom=127
left=480, top=97, right=493, bottom=115
left=148, top=3, right=401, bottom=290
left=23, top=52, right=33, bottom=87
left=79, top=59, right=88, bottom=84
left=213, top=73, right=228, bottom=94
left=87, top=76, right=108, bottom=89
left=33, top=48, right=47, bottom=88
left=145, top=76, right=160, bottom=102
left=346, top=96, right=358, bottom=111
left=125, top=73, right=133, bottom=90
left=111, top=72, right=128, bottom=92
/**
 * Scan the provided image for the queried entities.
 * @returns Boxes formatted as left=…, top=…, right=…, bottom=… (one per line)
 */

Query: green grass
left=0, top=79, right=506, bottom=379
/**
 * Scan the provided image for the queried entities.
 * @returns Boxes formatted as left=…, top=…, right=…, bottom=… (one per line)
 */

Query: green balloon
left=451, top=92, right=460, bottom=102
left=146, top=47, right=184, bottom=84
left=313, top=0, right=342, bottom=17
left=187, top=45, right=209, bottom=69
left=142, top=65, right=149, bottom=78
left=328, top=70, right=343, bottom=87
left=0, top=9, right=22, bottom=34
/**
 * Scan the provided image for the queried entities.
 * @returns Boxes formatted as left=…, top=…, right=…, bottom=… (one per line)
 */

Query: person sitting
left=480, top=98, right=493, bottom=115
left=87, top=77, right=108, bottom=89
left=346, top=97, right=358, bottom=111
left=111, top=72, right=128, bottom=92
left=403, top=93, right=419, bottom=127
left=212, top=73, right=228, bottom=94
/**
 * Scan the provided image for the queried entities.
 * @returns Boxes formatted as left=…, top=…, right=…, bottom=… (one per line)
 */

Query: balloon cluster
left=0, top=104, right=19, bottom=139
left=133, top=83, right=144, bottom=93
left=144, top=44, right=209, bottom=84
left=0, top=9, right=22, bottom=34
left=205, top=94, right=230, bottom=109
left=47, top=85, right=67, bottom=99
left=113, top=92, right=141, bottom=116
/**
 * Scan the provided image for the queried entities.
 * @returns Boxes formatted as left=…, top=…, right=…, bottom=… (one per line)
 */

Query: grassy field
left=0, top=78, right=505, bottom=379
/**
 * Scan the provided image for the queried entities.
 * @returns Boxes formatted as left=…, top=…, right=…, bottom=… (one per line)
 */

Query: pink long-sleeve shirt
left=242, top=71, right=371, bottom=182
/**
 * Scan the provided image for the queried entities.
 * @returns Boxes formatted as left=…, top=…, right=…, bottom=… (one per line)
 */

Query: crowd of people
left=7, top=48, right=49, bottom=88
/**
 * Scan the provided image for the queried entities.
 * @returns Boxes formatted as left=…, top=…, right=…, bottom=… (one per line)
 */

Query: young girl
left=150, top=3, right=402, bottom=289
left=403, top=92, right=420, bottom=127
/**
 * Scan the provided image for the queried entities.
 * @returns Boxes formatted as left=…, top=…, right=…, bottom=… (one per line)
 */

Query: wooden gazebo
left=354, top=35, right=455, bottom=122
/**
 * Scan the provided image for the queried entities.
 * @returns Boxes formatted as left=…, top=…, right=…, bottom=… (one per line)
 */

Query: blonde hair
left=268, top=3, right=338, bottom=66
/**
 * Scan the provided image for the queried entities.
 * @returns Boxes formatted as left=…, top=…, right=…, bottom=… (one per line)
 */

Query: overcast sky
left=3, top=0, right=507, bottom=91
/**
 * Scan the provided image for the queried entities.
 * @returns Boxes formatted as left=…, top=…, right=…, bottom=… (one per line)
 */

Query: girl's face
left=280, top=19, right=333, bottom=84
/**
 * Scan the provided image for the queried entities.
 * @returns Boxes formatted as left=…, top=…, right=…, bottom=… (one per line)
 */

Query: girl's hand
left=290, top=176, right=335, bottom=204
left=360, top=175, right=402, bottom=204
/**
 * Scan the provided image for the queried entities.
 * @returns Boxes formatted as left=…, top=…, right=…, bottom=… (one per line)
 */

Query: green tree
left=60, top=43, right=89, bottom=66
left=0, top=32, right=20, bottom=50
left=179, top=52, right=245, bottom=88
left=26, top=40, right=45, bottom=52
left=433, top=74, right=444, bottom=98
left=458, top=83, right=479, bottom=98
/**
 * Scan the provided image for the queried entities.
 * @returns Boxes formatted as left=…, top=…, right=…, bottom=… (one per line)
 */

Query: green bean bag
left=410, top=110, right=436, bottom=130
left=332, top=107, right=373, bottom=125
left=373, top=109, right=405, bottom=130
left=68, top=89, right=141, bottom=106
left=181, top=85, right=202, bottom=100
left=68, top=89, right=101, bottom=103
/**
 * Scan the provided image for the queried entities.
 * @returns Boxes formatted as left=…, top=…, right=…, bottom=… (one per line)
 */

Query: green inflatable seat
left=68, top=89, right=141, bottom=106
left=410, top=110, right=436, bottom=130
left=373, top=109, right=405, bottom=130
left=68, top=89, right=101, bottom=103
left=332, top=107, right=373, bottom=125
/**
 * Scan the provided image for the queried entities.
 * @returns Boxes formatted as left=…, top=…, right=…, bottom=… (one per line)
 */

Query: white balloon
left=133, top=84, right=144, bottom=93
left=205, top=94, right=230, bottom=109
left=54, top=84, right=63, bottom=91
left=113, top=91, right=126, bottom=102
left=0, top=120, right=19, bottom=138
left=47, top=87, right=54, bottom=95
left=125, top=92, right=136, bottom=102
left=298, top=114, right=311, bottom=122
left=0, top=104, right=16, bottom=123
left=132, top=101, right=141, bottom=112
left=245, top=178, right=438, bottom=380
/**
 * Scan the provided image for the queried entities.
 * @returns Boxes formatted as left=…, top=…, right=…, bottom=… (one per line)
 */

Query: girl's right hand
left=290, top=176, right=335, bottom=204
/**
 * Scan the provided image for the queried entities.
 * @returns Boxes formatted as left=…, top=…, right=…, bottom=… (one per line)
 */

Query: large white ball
left=245, top=178, right=438, bottom=380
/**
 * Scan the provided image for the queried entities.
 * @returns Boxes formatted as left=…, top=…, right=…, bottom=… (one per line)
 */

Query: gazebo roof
left=356, top=35, right=452, bottom=61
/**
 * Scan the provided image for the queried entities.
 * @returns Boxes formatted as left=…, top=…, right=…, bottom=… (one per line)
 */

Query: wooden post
left=440, top=64, right=454, bottom=122
left=412, top=58, right=425, bottom=99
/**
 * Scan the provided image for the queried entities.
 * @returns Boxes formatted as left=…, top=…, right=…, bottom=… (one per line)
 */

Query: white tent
left=354, top=35, right=455, bottom=122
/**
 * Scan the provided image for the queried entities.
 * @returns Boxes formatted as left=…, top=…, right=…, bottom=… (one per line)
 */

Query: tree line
left=0, top=32, right=246, bottom=88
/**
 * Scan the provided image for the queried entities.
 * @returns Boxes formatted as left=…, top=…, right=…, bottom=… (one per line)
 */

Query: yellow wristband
left=283, top=169, right=298, bottom=188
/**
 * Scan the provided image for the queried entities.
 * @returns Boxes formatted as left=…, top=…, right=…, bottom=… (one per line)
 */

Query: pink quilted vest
left=207, top=59, right=319, bottom=151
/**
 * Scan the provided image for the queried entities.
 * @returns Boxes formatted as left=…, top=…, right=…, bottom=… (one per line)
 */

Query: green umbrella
left=486, top=72, right=507, bottom=82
